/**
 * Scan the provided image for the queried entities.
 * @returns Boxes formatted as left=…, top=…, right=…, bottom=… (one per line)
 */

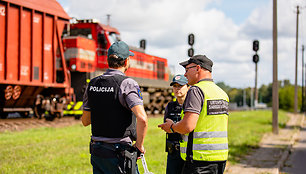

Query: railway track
left=0, top=116, right=81, bottom=132
left=0, top=114, right=163, bottom=132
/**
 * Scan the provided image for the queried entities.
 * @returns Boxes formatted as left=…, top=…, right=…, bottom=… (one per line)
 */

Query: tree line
left=216, top=80, right=303, bottom=112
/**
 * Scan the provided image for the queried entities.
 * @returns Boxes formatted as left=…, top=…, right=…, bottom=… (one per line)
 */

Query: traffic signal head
left=253, top=40, right=259, bottom=52
left=253, top=54, right=259, bottom=63
left=188, top=48, right=194, bottom=57
left=188, top=34, right=195, bottom=46
left=140, top=39, right=146, bottom=50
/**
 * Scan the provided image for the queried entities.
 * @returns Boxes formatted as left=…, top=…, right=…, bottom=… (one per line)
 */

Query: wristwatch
left=170, top=123, right=175, bottom=133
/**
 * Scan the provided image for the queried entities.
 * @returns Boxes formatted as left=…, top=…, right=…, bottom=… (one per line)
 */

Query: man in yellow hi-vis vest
left=158, top=55, right=229, bottom=174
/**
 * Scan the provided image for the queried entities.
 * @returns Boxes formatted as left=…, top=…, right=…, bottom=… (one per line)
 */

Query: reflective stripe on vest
left=180, top=143, right=228, bottom=152
left=180, top=80, right=229, bottom=161
left=181, top=131, right=228, bottom=142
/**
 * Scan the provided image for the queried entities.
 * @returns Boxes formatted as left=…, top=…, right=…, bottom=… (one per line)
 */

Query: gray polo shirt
left=83, top=69, right=143, bottom=111
left=182, top=79, right=213, bottom=115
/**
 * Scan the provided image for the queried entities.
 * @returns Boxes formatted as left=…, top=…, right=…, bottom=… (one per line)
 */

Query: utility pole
left=272, top=0, right=278, bottom=134
left=302, top=45, right=305, bottom=112
left=250, top=88, right=254, bottom=110
left=107, top=14, right=111, bottom=26
left=243, top=88, right=246, bottom=109
left=294, top=6, right=300, bottom=114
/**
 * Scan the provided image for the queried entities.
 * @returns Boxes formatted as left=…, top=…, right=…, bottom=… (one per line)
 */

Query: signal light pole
left=252, top=40, right=259, bottom=108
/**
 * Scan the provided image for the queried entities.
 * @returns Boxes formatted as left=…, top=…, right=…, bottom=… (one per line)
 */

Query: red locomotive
left=0, top=0, right=172, bottom=119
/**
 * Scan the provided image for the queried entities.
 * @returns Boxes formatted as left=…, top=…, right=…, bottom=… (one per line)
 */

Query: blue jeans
left=166, top=151, right=184, bottom=174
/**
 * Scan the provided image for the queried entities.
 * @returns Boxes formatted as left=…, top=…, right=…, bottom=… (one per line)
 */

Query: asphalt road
left=282, top=115, right=306, bottom=174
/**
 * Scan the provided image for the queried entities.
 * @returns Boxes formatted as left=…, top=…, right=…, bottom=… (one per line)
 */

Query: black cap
left=179, top=55, right=213, bottom=72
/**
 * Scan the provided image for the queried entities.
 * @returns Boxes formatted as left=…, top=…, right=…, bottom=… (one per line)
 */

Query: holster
left=123, top=148, right=137, bottom=174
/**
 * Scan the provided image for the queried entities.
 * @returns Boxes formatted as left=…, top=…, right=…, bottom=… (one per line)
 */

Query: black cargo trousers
left=90, top=140, right=140, bottom=174
left=181, top=160, right=227, bottom=174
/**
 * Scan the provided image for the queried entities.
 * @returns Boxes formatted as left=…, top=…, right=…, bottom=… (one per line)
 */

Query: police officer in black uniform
left=81, top=41, right=148, bottom=174
left=164, top=74, right=189, bottom=174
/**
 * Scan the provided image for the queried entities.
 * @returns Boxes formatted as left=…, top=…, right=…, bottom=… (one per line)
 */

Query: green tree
left=215, top=80, right=302, bottom=111
left=277, top=80, right=302, bottom=112
left=216, top=82, right=231, bottom=94
left=279, top=85, right=295, bottom=111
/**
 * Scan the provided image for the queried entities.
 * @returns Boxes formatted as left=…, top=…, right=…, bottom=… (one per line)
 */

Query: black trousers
left=166, top=150, right=184, bottom=174
left=181, top=160, right=226, bottom=174
left=90, top=141, right=140, bottom=174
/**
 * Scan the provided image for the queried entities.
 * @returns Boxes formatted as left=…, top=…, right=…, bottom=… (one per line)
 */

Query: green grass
left=0, top=125, right=92, bottom=174
left=0, top=110, right=288, bottom=174
left=227, top=110, right=288, bottom=163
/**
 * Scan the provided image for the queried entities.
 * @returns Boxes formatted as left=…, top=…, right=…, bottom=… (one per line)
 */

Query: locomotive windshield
left=108, top=32, right=121, bottom=45
left=70, top=28, right=92, bottom=39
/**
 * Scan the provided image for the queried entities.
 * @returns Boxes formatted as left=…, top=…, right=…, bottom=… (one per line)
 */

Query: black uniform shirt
left=164, top=100, right=183, bottom=141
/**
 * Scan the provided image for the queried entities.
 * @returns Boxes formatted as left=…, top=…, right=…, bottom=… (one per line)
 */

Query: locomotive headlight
left=71, top=64, right=76, bottom=70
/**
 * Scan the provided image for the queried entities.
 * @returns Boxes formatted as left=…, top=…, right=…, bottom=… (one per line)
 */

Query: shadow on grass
left=229, top=145, right=289, bottom=168
left=228, top=144, right=258, bottom=164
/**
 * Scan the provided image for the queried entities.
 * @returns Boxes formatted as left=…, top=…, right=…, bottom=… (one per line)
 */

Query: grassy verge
left=0, top=110, right=288, bottom=174
left=227, top=110, right=288, bottom=164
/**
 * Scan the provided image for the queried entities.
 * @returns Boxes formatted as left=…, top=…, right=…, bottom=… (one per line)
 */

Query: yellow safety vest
left=180, top=80, right=229, bottom=161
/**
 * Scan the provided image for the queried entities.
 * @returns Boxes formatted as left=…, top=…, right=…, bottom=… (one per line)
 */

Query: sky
left=57, top=0, right=306, bottom=88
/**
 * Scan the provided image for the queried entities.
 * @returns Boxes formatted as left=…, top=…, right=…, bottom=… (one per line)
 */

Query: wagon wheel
left=45, top=113, right=56, bottom=121
left=33, top=95, right=45, bottom=119
left=34, top=105, right=44, bottom=119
